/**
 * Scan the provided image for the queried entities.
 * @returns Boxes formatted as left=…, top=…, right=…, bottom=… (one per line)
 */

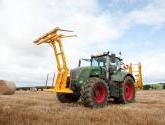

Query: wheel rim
left=124, top=82, right=134, bottom=101
left=94, top=83, right=107, bottom=104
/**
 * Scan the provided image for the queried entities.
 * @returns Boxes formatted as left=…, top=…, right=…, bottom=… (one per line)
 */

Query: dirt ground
left=0, top=90, right=165, bottom=125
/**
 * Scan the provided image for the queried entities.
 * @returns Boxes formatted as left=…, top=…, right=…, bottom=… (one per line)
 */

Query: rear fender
left=110, top=71, right=135, bottom=98
left=111, top=70, right=135, bottom=83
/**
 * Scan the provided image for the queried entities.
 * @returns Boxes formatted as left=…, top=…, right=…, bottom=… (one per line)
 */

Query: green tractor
left=33, top=28, right=135, bottom=108
left=57, top=52, right=135, bottom=108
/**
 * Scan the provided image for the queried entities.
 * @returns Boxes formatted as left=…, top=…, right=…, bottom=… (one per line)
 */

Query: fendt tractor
left=34, top=27, right=135, bottom=108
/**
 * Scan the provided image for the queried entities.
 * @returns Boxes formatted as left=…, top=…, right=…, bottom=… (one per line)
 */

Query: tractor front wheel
left=80, top=77, right=109, bottom=108
left=56, top=93, right=80, bottom=103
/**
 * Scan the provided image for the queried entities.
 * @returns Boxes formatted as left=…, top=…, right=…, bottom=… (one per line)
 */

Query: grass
left=0, top=90, right=165, bottom=125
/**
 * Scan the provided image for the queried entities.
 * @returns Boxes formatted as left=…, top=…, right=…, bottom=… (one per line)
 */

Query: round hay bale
left=0, top=80, right=16, bottom=95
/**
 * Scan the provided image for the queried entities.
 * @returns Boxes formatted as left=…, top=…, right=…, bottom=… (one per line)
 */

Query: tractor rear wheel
left=118, top=76, right=135, bottom=104
left=80, top=77, right=109, bottom=108
left=56, top=93, right=80, bottom=103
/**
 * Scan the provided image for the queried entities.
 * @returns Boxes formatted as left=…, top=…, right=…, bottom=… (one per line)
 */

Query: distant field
left=0, top=90, right=165, bottom=125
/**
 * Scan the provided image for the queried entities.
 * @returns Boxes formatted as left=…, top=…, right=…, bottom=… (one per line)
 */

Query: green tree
left=163, top=83, right=165, bottom=89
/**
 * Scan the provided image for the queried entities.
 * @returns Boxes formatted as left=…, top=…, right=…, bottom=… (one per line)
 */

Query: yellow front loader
left=34, top=27, right=76, bottom=93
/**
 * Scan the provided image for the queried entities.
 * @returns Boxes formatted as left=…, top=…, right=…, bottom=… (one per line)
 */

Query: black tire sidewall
left=122, top=76, right=135, bottom=103
left=80, top=77, right=109, bottom=108
left=56, top=93, right=79, bottom=103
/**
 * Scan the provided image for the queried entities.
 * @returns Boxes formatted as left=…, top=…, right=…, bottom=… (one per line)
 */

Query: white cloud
left=0, top=0, right=121, bottom=84
left=121, top=0, right=165, bottom=28
left=0, top=0, right=165, bottom=85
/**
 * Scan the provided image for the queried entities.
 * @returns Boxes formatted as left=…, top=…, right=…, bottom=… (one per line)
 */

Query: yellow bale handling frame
left=34, top=27, right=76, bottom=93
left=128, top=62, right=143, bottom=90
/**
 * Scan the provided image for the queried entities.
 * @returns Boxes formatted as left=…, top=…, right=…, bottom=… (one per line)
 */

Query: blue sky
left=0, top=0, right=165, bottom=85
left=99, top=0, right=150, bottom=12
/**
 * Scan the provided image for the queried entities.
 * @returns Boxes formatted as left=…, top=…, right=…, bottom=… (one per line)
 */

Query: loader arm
left=33, top=27, right=76, bottom=93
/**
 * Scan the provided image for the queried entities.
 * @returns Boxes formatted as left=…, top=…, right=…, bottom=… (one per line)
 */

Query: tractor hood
left=70, top=66, right=103, bottom=85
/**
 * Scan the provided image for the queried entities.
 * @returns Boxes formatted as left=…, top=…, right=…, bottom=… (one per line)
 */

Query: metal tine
left=33, top=27, right=59, bottom=43
left=59, top=29, right=74, bottom=32
left=33, top=27, right=74, bottom=44
left=60, top=34, right=77, bottom=38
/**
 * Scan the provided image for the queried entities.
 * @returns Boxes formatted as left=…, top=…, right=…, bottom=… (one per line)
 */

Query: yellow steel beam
left=33, top=27, right=76, bottom=93
left=128, top=62, right=143, bottom=90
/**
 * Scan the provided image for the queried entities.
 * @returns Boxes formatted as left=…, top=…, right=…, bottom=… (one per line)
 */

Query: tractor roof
left=91, top=51, right=123, bottom=61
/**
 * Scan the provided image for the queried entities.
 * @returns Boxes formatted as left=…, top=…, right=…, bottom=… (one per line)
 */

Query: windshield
left=79, top=55, right=122, bottom=70
left=78, top=57, right=106, bottom=67
left=91, top=57, right=106, bottom=67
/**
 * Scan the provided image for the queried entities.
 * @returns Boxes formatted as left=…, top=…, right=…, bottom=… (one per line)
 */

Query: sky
left=0, top=0, right=165, bottom=86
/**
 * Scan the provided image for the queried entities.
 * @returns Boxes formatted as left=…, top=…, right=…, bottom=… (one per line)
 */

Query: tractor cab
left=78, top=52, right=123, bottom=78
left=91, top=52, right=122, bottom=71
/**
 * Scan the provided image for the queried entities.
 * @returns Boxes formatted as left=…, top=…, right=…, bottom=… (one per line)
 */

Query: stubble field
left=0, top=90, right=165, bottom=125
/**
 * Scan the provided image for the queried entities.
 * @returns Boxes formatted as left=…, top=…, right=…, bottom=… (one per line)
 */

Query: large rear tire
left=56, top=93, right=80, bottom=103
left=118, top=76, right=135, bottom=104
left=80, top=77, right=109, bottom=108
